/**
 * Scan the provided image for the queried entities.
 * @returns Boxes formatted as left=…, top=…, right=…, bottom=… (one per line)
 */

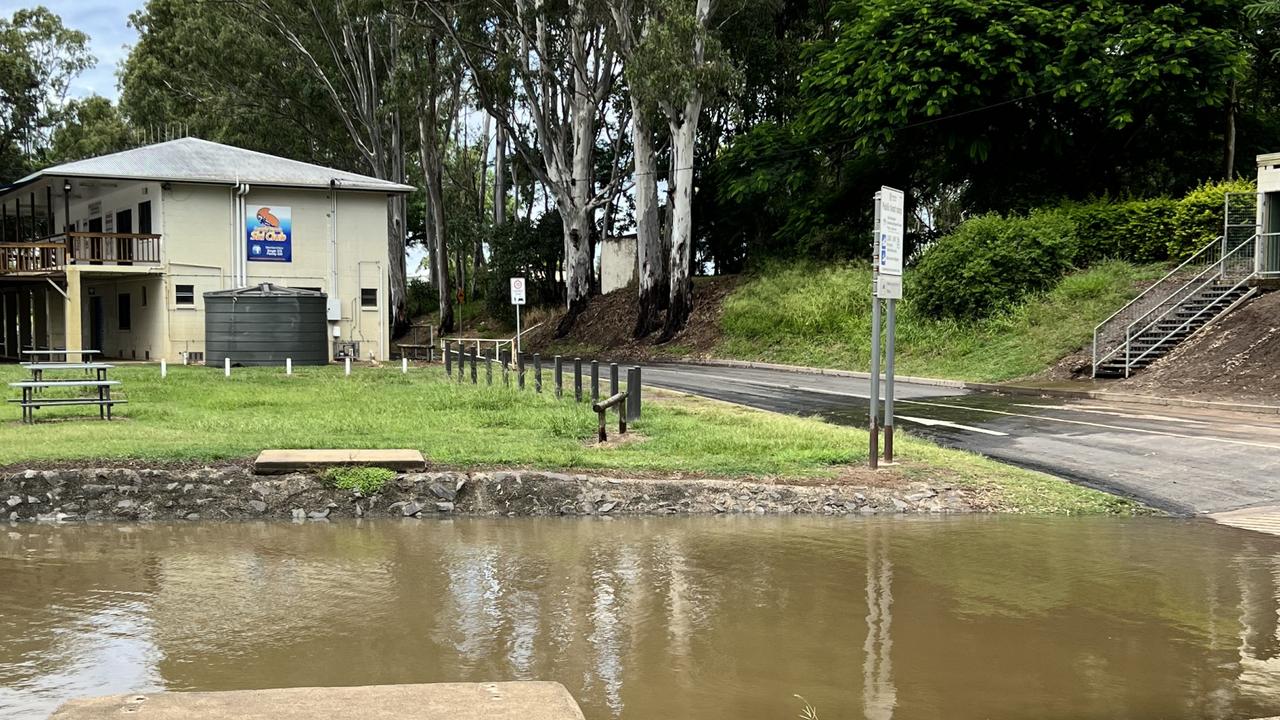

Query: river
left=3, top=516, right=1280, bottom=719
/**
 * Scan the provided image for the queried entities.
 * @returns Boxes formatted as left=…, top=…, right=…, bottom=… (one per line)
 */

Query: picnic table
left=8, top=353, right=124, bottom=424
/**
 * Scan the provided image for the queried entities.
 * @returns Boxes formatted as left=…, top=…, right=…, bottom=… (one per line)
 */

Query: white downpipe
left=236, top=183, right=250, bottom=287
left=329, top=180, right=340, bottom=360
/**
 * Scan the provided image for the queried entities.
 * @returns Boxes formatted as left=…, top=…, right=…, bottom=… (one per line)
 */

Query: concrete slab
left=1211, top=505, right=1280, bottom=536
left=253, top=449, right=426, bottom=474
left=50, top=682, right=585, bottom=720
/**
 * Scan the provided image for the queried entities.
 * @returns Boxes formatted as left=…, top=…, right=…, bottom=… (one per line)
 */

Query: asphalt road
left=641, top=363, right=1280, bottom=515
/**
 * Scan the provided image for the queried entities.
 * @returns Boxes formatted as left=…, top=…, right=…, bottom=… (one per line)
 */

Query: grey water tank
left=204, top=284, right=328, bottom=366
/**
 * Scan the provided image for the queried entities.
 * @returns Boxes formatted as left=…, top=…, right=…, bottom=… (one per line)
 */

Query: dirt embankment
left=523, top=277, right=738, bottom=360
left=1113, top=290, right=1280, bottom=404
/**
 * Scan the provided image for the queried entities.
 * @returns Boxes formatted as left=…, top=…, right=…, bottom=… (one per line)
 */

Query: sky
left=0, top=0, right=146, bottom=100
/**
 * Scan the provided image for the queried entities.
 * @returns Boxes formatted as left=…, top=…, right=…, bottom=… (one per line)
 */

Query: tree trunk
left=554, top=200, right=594, bottom=337
left=494, top=124, right=507, bottom=226
left=661, top=116, right=697, bottom=341
left=1224, top=77, right=1237, bottom=180
left=418, top=112, right=453, bottom=332
left=473, top=111, right=490, bottom=288
left=631, top=106, right=663, bottom=338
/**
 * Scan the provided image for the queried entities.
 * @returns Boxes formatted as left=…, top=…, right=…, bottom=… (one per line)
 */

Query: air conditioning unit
left=333, top=341, right=360, bottom=360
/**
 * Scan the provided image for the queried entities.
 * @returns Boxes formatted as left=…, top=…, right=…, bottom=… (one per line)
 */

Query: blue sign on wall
left=246, top=205, right=292, bottom=262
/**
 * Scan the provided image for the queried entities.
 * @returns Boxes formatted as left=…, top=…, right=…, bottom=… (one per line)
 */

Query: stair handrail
left=1123, top=236, right=1258, bottom=372
left=1124, top=233, right=1257, bottom=344
left=1092, top=235, right=1223, bottom=374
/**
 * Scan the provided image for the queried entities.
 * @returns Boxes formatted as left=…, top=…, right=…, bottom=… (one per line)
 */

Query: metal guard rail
left=1093, top=235, right=1224, bottom=374
left=1120, top=235, right=1257, bottom=375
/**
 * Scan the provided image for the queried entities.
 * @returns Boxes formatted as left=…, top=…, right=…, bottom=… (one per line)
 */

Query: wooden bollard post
left=502, top=355, right=510, bottom=386
left=590, top=360, right=600, bottom=402
left=574, top=358, right=583, bottom=402
left=444, top=342, right=452, bottom=376
left=534, top=354, right=542, bottom=393
left=609, top=363, right=619, bottom=397
left=627, top=367, right=642, bottom=421
left=554, top=356, right=563, bottom=398
left=619, top=393, right=627, bottom=436
left=470, top=348, right=478, bottom=384
left=517, top=352, right=526, bottom=390
left=485, top=349, right=493, bottom=385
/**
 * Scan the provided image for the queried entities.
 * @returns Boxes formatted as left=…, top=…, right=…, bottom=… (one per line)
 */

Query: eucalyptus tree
left=0, top=6, right=92, bottom=179
left=425, top=0, right=624, bottom=335
left=609, top=0, right=666, bottom=337
left=237, top=0, right=410, bottom=328
left=610, top=0, right=730, bottom=338
left=402, top=1, right=464, bottom=332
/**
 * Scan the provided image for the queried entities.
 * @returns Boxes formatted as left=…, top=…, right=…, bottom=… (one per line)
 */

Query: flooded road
left=4, top=516, right=1280, bottom=719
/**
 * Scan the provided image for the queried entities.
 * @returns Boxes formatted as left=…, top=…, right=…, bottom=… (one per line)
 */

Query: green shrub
left=1065, top=198, right=1176, bottom=264
left=913, top=210, right=1075, bottom=320
left=1169, top=178, right=1256, bottom=259
left=325, top=466, right=396, bottom=495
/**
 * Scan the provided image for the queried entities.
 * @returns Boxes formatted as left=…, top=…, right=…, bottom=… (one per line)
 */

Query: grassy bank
left=0, top=364, right=1135, bottom=514
left=717, top=260, right=1162, bottom=382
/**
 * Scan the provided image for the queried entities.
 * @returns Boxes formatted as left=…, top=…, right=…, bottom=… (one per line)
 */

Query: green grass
left=0, top=364, right=1135, bottom=514
left=325, top=466, right=395, bottom=494
left=717, top=260, right=1165, bottom=382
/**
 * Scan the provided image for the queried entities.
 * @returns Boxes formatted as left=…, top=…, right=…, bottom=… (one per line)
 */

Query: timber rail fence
left=441, top=341, right=643, bottom=433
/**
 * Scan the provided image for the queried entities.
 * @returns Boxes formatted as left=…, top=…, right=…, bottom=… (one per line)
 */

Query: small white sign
left=509, top=277, right=526, bottom=305
left=878, top=186, right=905, bottom=276
left=876, top=273, right=902, bottom=300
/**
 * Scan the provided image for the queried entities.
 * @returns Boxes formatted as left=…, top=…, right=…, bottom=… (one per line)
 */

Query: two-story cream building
left=0, top=138, right=412, bottom=362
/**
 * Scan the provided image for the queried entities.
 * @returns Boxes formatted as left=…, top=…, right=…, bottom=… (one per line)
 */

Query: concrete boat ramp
left=50, top=682, right=585, bottom=719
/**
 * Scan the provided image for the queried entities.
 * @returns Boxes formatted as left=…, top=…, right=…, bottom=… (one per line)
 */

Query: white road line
left=902, top=398, right=1280, bottom=451
left=648, top=368, right=1280, bottom=450
left=1011, top=403, right=1211, bottom=426
left=896, top=414, right=1010, bottom=436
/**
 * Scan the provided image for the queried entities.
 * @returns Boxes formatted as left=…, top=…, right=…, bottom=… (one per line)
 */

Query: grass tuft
left=324, top=466, right=395, bottom=494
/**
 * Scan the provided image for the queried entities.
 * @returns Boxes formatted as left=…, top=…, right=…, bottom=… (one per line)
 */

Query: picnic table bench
left=23, top=363, right=114, bottom=383
left=20, top=349, right=102, bottom=363
left=7, top=380, right=124, bottom=424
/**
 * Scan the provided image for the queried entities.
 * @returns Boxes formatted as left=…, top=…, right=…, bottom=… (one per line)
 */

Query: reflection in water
left=863, top=527, right=895, bottom=720
left=4, top=517, right=1280, bottom=719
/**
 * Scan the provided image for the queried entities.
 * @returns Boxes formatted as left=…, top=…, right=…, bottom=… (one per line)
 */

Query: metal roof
left=11, top=138, right=414, bottom=193
left=205, top=283, right=327, bottom=298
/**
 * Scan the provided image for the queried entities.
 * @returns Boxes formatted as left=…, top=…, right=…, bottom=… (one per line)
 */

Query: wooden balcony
left=0, top=232, right=161, bottom=274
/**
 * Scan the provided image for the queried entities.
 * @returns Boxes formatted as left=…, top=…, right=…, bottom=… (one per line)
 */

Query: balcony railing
left=0, top=232, right=161, bottom=273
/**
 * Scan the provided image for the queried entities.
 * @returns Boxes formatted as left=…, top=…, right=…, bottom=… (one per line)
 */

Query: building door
left=115, top=209, right=133, bottom=264
left=1265, top=192, right=1280, bottom=275
left=89, top=295, right=104, bottom=353
left=87, top=217, right=103, bottom=265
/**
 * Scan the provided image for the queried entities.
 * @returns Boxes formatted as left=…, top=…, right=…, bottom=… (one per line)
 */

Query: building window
left=176, top=284, right=195, bottom=305
left=138, top=201, right=152, bottom=234
left=141, top=286, right=148, bottom=307
left=361, top=288, right=377, bottom=308
left=118, top=293, right=131, bottom=331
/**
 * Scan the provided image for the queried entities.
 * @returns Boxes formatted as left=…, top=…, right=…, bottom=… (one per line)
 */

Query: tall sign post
left=871, top=186, right=905, bottom=467
left=510, top=277, right=527, bottom=353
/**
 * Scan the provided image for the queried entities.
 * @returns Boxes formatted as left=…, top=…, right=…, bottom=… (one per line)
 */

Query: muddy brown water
left=4, top=516, right=1280, bottom=720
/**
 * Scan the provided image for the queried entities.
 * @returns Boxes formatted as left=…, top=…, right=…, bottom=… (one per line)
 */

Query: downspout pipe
left=233, top=182, right=250, bottom=287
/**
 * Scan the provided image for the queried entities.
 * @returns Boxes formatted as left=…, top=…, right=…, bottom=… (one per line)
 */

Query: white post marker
left=286, top=358, right=293, bottom=376
left=345, top=357, right=351, bottom=376
left=401, top=357, right=408, bottom=374
left=875, top=185, right=906, bottom=463
left=160, top=359, right=167, bottom=379
left=510, top=277, right=527, bottom=354
left=224, top=357, right=231, bottom=378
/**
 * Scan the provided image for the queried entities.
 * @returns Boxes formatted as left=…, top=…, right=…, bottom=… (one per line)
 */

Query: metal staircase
left=1092, top=193, right=1261, bottom=379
